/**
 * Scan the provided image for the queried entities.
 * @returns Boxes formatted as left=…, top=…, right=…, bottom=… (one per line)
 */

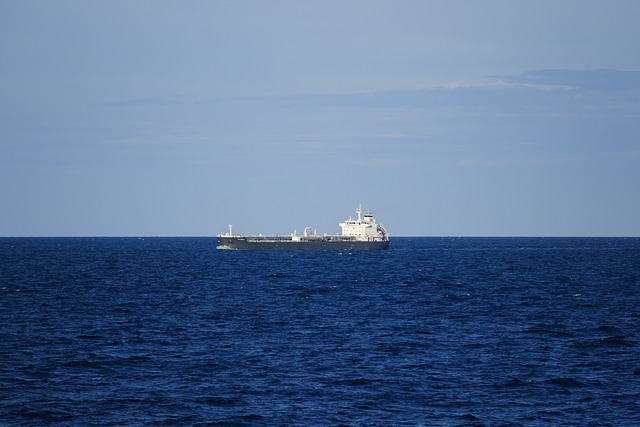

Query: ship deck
left=244, top=235, right=361, bottom=243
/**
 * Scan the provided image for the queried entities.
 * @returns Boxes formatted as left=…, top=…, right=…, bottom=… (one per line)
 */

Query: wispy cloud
left=492, top=69, right=640, bottom=92
left=457, top=154, right=570, bottom=168
left=99, top=97, right=186, bottom=108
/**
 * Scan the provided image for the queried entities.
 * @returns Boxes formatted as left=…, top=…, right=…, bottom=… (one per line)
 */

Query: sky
left=1, top=1, right=639, bottom=237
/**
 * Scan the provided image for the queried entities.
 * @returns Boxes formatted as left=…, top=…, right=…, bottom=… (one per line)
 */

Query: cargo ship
left=216, top=206, right=389, bottom=250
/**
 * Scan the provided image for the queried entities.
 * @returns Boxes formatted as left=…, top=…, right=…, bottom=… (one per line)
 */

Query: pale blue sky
left=1, top=1, right=639, bottom=236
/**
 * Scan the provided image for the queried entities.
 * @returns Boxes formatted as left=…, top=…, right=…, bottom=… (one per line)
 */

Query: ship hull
left=217, top=236, right=389, bottom=251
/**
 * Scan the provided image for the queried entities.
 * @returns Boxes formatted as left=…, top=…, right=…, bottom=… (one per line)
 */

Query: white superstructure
left=339, top=205, right=388, bottom=241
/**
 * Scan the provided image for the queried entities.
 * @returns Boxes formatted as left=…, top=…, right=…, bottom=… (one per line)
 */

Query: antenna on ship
left=356, top=204, right=362, bottom=221
left=228, top=224, right=233, bottom=236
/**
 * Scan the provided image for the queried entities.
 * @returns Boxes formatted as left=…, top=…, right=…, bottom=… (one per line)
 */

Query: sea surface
left=1, top=237, right=639, bottom=426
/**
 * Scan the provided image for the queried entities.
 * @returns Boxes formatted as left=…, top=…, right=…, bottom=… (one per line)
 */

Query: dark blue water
left=1, top=237, right=639, bottom=426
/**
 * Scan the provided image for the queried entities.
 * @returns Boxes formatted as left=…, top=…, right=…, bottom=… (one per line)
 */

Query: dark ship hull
left=217, top=235, right=389, bottom=251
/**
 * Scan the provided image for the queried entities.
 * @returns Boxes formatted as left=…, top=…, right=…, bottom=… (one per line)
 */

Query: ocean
left=1, top=237, right=639, bottom=426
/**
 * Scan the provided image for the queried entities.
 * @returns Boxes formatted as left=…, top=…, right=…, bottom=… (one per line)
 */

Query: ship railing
left=247, top=236, right=293, bottom=242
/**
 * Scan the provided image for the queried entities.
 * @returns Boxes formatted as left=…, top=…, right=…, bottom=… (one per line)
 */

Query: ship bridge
left=339, top=206, right=388, bottom=241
